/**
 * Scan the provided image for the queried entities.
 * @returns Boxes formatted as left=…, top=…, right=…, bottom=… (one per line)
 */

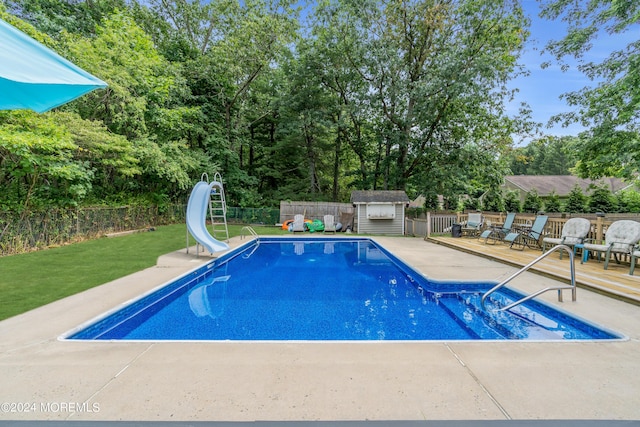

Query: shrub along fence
left=0, top=205, right=280, bottom=256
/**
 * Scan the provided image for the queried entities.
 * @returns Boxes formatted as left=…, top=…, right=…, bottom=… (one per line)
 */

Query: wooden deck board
left=427, top=235, right=640, bottom=305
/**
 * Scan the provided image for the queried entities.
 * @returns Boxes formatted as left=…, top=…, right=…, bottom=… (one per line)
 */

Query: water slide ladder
left=208, top=172, right=229, bottom=243
left=481, top=244, right=577, bottom=312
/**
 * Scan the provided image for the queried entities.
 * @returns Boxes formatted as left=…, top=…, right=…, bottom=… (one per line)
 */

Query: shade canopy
left=0, top=18, right=107, bottom=113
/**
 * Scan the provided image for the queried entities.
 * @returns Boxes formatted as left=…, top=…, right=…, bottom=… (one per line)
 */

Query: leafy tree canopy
left=506, top=135, right=578, bottom=175
left=0, top=0, right=547, bottom=211
left=541, top=0, right=640, bottom=182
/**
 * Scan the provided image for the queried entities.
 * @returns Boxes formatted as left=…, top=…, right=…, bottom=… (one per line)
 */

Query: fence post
left=596, top=215, right=604, bottom=242
left=426, top=211, right=431, bottom=238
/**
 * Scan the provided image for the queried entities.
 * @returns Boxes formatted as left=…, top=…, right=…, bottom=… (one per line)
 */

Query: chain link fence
left=0, top=205, right=280, bottom=256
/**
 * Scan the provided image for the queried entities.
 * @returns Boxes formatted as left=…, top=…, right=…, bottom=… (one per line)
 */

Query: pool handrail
left=240, top=226, right=260, bottom=259
left=240, top=226, right=258, bottom=240
left=481, top=244, right=577, bottom=312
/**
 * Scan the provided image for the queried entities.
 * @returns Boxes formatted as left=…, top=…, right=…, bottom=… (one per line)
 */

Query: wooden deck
left=427, top=235, right=640, bottom=305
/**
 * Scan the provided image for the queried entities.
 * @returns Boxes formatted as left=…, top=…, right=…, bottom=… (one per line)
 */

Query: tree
left=314, top=0, right=530, bottom=192
left=0, top=1, right=540, bottom=210
left=68, top=12, right=213, bottom=199
left=506, top=136, right=577, bottom=175
left=463, top=197, right=480, bottom=211
left=564, top=185, right=587, bottom=213
left=541, top=0, right=640, bottom=182
left=544, top=191, right=562, bottom=213
left=64, top=12, right=175, bottom=139
left=199, top=0, right=298, bottom=149
left=522, top=189, right=542, bottom=213
left=51, top=112, right=140, bottom=202
left=617, top=189, right=640, bottom=213
left=481, top=189, right=505, bottom=213
left=504, top=190, right=521, bottom=213
left=587, top=185, right=617, bottom=213
left=5, top=0, right=126, bottom=37
left=0, top=111, right=92, bottom=209
left=423, top=191, right=440, bottom=210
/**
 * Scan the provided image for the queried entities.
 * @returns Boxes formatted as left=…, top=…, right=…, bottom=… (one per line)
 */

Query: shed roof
left=503, top=175, right=631, bottom=197
left=350, top=190, right=410, bottom=204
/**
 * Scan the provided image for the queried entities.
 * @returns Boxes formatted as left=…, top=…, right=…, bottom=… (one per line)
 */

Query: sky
left=510, top=0, right=635, bottom=142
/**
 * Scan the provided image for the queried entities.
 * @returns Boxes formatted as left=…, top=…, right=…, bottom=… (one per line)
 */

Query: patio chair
left=460, top=213, right=484, bottom=237
left=479, top=212, right=516, bottom=244
left=504, top=215, right=549, bottom=251
left=291, top=214, right=305, bottom=232
left=582, top=220, right=640, bottom=270
left=542, top=217, right=592, bottom=259
left=323, top=214, right=337, bottom=233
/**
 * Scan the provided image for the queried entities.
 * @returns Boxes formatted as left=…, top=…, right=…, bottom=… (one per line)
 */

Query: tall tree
left=541, top=0, right=640, bottom=181
left=5, top=0, right=126, bottom=36
left=64, top=12, right=212, bottom=200
left=0, top=111, right=92, bottom=209
left=314, top=0, right=530, bottom=192
left=506, top=135, right=577, bottom=175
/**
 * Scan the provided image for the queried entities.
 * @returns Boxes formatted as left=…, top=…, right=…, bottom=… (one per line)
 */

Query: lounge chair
left=542, top=217, right=591, bottom=259
left=291, top=214, right=305, bottom=232
left=479, top=212, right=516, bottom=244
left=461, top=213, right=484, bottom=237
left=323, top=214, right=337, bottom=233
left=582, top=220, right=640, bottom=270
left=504, top=215, right=548, bottom=251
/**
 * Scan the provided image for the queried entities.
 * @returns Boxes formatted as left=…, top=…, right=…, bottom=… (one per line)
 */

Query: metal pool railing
left=240, top=226, right=258, bottom=240
left=481, top=244, right=577, bottom=312
left=240, top=226, right=260, bottom=259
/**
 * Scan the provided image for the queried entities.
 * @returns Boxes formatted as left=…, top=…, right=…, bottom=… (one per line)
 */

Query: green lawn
left=0, top=223, right=288, bottom=321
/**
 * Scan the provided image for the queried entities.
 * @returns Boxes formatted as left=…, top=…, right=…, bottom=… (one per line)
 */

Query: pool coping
left=1, top=235, right=640, bottom=421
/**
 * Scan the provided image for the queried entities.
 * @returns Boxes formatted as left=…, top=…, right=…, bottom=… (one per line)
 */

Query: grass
left=0, top=223, right=289, bottom=321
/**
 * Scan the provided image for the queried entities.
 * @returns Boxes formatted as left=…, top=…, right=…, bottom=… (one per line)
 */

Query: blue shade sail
left=0, top=18, right=107, bottom=113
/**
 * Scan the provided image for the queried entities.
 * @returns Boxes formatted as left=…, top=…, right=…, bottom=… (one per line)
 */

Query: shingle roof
left=504, top=175, right=631, bottom=197
left=350, top=190, right=410, bottom=204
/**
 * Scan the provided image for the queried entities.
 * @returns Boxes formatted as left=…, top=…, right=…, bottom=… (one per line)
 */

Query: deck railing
left=407, top=211, right=640, bottom=243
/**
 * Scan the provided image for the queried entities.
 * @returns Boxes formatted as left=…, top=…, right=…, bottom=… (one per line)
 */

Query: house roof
left=350, top=190, right=410, bottom=204
left=503, top=175, right=632, bottom=197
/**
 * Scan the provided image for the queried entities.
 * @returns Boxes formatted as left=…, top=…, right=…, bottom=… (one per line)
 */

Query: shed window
left=366, top=204, right=395, bottom=219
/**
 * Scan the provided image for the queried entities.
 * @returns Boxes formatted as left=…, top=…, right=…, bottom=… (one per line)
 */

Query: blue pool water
left=66, top=237, right=621, bottom=341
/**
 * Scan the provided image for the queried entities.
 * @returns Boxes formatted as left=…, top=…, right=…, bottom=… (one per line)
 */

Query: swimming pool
left=64, top=237, right=621, bottom=341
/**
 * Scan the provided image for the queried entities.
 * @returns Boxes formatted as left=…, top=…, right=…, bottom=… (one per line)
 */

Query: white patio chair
left=291, top=214, right=305, bottom=232
left=542, top=217, right=591, bottom=259
left=323, top=214, right=337, bottom=233
left=582, top=220, right=640, bottom=270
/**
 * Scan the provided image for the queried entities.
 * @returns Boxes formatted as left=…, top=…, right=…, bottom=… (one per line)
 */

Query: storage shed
left=350, top=190, right=410, bottom=235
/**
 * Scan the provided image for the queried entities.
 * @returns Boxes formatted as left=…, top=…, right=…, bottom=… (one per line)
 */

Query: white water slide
left=186, top=181, right=229, bottom=253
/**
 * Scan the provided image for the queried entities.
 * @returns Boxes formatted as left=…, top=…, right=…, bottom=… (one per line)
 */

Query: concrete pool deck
left=1, top=235, right=639, bottom=422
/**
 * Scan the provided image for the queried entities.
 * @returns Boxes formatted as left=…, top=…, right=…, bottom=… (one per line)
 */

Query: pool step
left=438, top=292, right=563, bottom=340
left=437, top=293, right=514, bottom=339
